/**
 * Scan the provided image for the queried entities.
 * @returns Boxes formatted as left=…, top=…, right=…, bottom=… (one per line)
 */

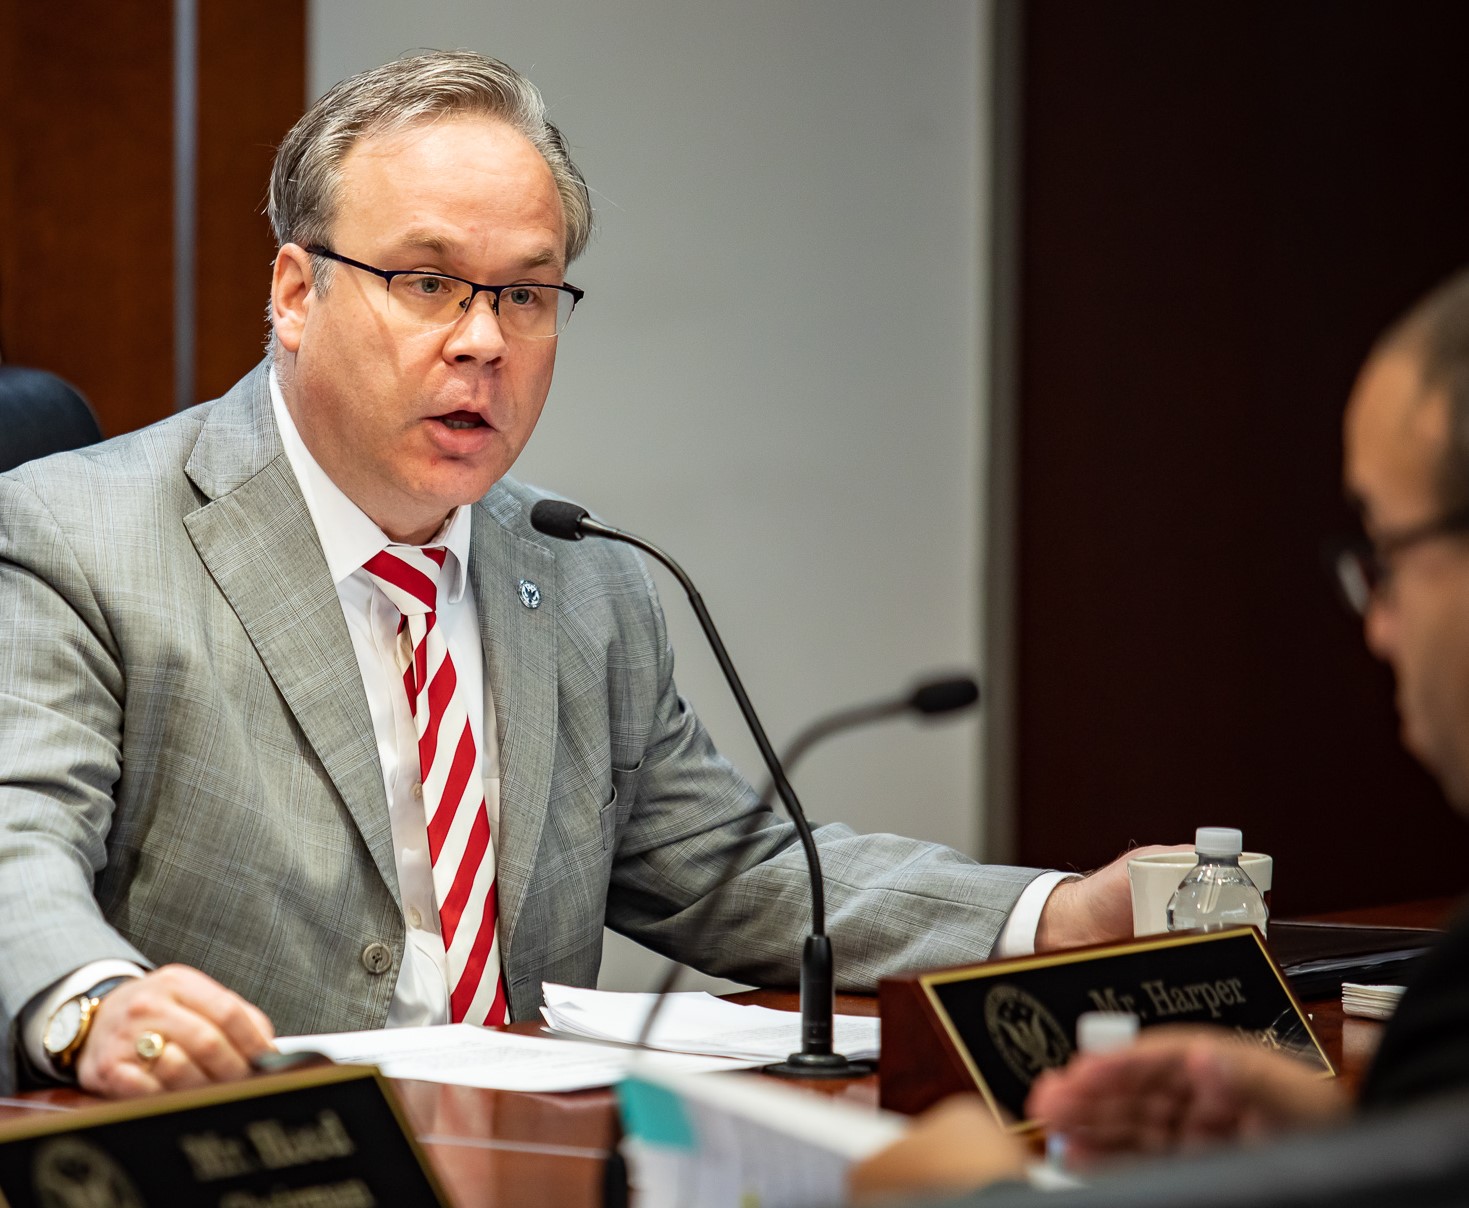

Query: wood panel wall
left=1011, top=1, right=1469, bottom=914
left=0, top=1, right=304, bottom=436
left=0, top=2, right=174, bottom=435
left=196, top=2, right=307, bottom=401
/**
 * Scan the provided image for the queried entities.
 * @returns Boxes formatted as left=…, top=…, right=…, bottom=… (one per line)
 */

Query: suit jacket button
left=361, top=942, right=393, bottom=975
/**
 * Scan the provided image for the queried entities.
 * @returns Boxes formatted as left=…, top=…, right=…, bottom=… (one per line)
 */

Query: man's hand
left=1025, top=1027, right=1350, bottom=1167
left=849, top=1095, right=1027, bottom=1204
left=1034, top=844, right=1191, bottom=951
left=76, top=965, right=276, bottom=1099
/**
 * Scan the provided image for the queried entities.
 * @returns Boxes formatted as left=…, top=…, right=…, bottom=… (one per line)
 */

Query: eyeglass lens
left=387, top=273, right=576, bottom=337
left=1335, top=548, right=1374, bottom=616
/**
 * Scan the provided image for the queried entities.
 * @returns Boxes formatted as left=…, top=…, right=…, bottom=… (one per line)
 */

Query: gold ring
left=135, top=1031, right=165, bottom=1063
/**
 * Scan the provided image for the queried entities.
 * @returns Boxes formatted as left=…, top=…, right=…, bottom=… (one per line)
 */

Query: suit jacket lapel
left=180, top=364, right=398, bottom=902
left=471, top=491, right=557, bottom=966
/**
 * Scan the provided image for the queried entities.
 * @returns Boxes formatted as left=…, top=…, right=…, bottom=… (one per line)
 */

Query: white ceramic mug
left=1127, top=850, right=1273, bottom=937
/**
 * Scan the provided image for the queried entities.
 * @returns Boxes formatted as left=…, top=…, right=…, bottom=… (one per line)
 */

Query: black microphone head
left=906, top=675, right=981, bottom=716
left=530, top=499, right=591, bottom=541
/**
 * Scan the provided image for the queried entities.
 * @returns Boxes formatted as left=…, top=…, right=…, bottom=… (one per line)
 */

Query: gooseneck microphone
left=529, top=497, right=867, bottom=1079
left=757, top=674, right=980, bottom=809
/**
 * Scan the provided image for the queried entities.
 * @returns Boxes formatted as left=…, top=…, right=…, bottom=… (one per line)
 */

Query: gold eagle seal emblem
left=983, top=984, right=1072, bottom=1085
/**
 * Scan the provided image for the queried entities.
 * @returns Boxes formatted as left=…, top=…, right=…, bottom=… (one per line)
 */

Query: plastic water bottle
left=1166, top=827, right=1268, bottom=936
left=1043, top=1012, right=1141, bottom=1178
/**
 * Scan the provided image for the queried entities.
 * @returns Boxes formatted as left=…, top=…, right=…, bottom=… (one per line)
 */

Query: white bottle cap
left=1076, top=1011, right=1139, bottom=1054
left=1194, top=826, right=1243, bottom=858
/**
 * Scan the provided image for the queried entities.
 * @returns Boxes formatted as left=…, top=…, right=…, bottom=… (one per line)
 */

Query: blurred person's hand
left=850, top=1095, right=1027, bottom=1204
left=1027, top=1026, right=1350, bottom=1167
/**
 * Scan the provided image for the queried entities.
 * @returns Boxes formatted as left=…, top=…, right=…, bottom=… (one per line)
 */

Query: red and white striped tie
left=364, top=544, right=509, bottom=1026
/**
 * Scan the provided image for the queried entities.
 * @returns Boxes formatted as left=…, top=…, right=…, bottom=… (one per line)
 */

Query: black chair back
left=0, top=366, right=104, bottom=472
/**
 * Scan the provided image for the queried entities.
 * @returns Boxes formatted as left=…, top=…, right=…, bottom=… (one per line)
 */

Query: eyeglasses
left=1328, top=503, right=1469, bottom=615
left=305, top=246, right=585, bottom=339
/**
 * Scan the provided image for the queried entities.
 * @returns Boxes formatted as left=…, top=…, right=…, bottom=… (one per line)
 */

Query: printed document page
left=275, top=1024, right=757, bottom=1092
left=541, top=984, right=880, bottom=1062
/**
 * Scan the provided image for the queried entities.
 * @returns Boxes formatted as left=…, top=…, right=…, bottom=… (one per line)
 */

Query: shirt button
left=408, top=907, right=423, bottom=929
left=412, top=782, right=423, bottom=801
left=361, top=942, right=393, bottom=975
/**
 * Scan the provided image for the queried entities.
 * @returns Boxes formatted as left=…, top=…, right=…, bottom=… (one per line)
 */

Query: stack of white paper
left=274, top=1024, right=757, bottom=1092
left=1342, top=982, right=1408, bottom=1021
left=541, top=984, right=880, bottom=1063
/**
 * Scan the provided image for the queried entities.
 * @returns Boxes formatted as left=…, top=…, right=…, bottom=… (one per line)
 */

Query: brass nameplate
left=879, top=926, right=1332, bottom=1128
left=0, top=1064, right=448, bottom=1207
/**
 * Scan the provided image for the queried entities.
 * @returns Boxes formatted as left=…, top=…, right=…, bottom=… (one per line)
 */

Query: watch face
left=44, top=997, right=84, bottom=1055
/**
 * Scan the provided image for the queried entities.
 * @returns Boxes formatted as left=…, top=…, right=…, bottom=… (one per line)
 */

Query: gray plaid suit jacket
left=0, top=362, right=1043, bottom=1091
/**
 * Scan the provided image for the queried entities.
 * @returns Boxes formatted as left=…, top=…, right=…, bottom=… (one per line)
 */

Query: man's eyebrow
left=520, top=246, right=562, bottom=269
left=388, top=232, right=565, bottom=274
left=390, top=231, right=458, bottom=258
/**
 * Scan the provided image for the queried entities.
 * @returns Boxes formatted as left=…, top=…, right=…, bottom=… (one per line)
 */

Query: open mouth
left=434, top=411, right=488, bottom=431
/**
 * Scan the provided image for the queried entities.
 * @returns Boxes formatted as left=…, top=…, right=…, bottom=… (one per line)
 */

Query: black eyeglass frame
left=1327, top=502, right=1469, bottom=615
left=303, top=245, right=585, bottom=336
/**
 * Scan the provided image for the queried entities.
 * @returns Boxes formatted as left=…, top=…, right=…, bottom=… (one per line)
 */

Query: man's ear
left=271, top=244, right=314, bottom=353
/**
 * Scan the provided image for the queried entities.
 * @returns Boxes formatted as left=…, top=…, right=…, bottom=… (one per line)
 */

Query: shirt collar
left=268, top=367, right=471, bottom=602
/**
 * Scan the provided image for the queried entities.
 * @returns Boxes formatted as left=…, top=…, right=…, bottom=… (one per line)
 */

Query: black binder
left=1268, top=920, right=1441, bottom=998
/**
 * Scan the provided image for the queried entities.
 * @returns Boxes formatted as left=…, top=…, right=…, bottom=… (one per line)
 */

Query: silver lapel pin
left=517, top=579, right=542, bottom=609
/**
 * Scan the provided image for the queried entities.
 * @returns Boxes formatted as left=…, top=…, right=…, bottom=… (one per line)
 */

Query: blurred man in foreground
left=853, top=267, right=1469, bottom=1201
left=1030, top=267, right=1469, bottom=1148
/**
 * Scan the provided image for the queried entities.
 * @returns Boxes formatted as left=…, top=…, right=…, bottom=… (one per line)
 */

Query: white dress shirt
left=993, top=870, right=1075, bottom=957
left=268, top=371, right=501, bottom=1026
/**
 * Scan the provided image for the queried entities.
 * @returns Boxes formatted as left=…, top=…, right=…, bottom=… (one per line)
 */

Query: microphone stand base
left=762, top=1053, right=875, bottom=1080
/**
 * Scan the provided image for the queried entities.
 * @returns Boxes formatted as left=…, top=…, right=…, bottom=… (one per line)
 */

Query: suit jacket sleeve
left=0, top=379, right=410, bottom=1089
left=557, top=535, right=1044, bottom=989
left=0, top=472, right=154, bottom=1089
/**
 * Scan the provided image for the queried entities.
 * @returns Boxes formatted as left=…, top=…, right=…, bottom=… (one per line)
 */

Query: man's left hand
left=1034, top=844, right=1191, bottom=951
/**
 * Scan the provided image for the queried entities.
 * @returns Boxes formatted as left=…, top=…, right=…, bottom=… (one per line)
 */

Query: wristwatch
left=41, top=977, right=134, bottom=1074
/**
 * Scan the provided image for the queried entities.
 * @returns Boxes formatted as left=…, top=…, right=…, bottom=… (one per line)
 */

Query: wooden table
left=1273, top=897, right=1457, bottom=1097
left=0, top=900, right=1453, bottom=1206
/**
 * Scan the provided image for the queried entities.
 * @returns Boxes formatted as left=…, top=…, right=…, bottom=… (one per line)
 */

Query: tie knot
left=363, top=545, right=449, bottom=617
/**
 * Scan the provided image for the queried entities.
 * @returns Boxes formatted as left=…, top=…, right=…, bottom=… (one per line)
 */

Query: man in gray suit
left=0, top=51, right=1147, bottom=1100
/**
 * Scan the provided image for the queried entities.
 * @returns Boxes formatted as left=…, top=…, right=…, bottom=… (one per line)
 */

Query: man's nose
left=1363, top=595, right=1396, bottom=659
left=443, top=291, right=508, bottom=362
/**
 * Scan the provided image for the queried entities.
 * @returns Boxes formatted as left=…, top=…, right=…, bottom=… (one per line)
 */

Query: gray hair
left=1376, top=268, right=1469, bottom=510
left=269, top=49, right=592, bottom=266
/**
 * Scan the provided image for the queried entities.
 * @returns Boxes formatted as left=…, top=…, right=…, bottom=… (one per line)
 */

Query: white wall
left=310, top=0, right=990, bottom=991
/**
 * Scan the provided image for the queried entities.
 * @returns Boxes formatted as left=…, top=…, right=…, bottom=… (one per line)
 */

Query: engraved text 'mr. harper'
left=1143, top=977, right=1247, bottom=1020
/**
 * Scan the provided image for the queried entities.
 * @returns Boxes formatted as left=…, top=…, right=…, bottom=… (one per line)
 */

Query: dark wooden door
left=1010, top=0, right=1469, bottom=914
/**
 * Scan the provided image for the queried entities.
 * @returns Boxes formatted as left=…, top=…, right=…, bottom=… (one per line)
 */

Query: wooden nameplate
left=0, top=1063, right=448, bottom=1207
left=879, top=926, right=1332, bottom=1129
